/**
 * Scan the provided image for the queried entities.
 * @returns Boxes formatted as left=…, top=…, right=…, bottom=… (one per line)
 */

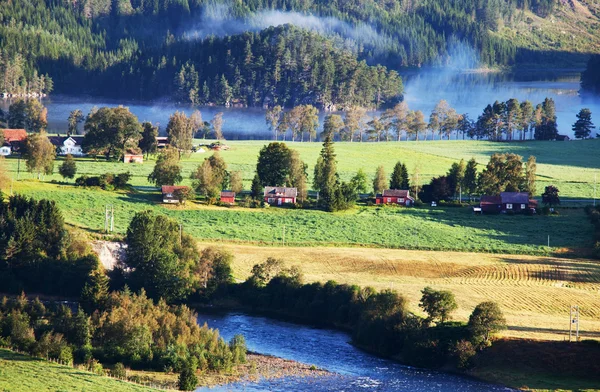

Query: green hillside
left=0, top=349, right=158, bottom=392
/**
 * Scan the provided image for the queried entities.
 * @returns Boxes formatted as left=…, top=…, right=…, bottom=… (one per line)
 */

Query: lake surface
left=2, top=69, right=597, bottom=140
left=195, top=312, right=512, bottom=392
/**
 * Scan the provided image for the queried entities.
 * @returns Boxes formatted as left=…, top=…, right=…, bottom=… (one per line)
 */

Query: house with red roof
left=161, top=185, right=190, bottom=203
left=480, top=192, right=537, bottom=214
left=1, top=129, right=27, bottom=155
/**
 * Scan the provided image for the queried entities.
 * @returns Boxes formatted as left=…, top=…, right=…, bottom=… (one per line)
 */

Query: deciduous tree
left=468, top=302, right=506, bottom=346
left=148, top=148, right=182, bottom=186
left=25, top=131, right=55, bottom=179
left=256, top=143, right=292, bottom=187
left=419, top=287, right=458, bottom=324
left=373, top=165, right=386, bottom=195
left=59, top=154, right=77, bottom=180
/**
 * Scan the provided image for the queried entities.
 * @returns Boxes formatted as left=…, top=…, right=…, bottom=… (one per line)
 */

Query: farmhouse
left=48, top=136, right=85, bottom=156
left=220, top=191, right=236, bottom=204
left=1, top=129, right=27, bottom=154
left=156, top=136, right=169, bottom=149
left=161, top=185, right=189, bottom=203
left=480, top=192, right=537, bottom=214
left=264, top=186, right=297, bottom=205
left=375, top=189, right=415, bottom=206
left=124, top=154, right=144, bottom=163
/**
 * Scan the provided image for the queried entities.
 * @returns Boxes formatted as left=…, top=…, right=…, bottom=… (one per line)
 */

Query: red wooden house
left=161, top=185, right=189, bottom=203
left=480, top=192, right=537, bottom=214
left=264, top=186, right=297, bottom=205
left=220, top=191, right=236, bottom=204
left=375, top=190, right=415, bottom=206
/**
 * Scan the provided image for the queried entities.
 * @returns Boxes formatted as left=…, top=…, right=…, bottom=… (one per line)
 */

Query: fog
left=183, top=4, right=397, bottom=58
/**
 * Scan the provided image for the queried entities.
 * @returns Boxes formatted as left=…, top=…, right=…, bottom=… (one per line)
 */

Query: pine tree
left=251, top=173, right=263, bottom=200
left=572, top=108, right=595, bottom=139
left=525, top=155, right=537, bottom=196
left=390, top=162, right=404, bottom=189
left=314, top=135, right=338, bottom=211
left=464, top=158, right=478, bottom=197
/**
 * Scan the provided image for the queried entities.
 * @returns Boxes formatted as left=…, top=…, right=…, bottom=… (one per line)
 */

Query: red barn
left=375, top=190, right=415, bottom=206
left=264, top=186, right=297, bottom=205
left=480, top=192, right=537, bottom=214
left=220, top=191, right=236, bottom=204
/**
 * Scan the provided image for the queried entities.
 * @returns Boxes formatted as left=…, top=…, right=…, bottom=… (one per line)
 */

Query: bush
left=111, top=362, right=127, bottom=379
left=75, top=172, right=130, bottom=190
left=178, top=363, right=198, bottom=391
left=453, top=340, right=476, bottom=370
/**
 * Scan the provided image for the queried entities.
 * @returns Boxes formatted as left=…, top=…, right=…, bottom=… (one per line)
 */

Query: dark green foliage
left=148, top=148, right=182, bottom=187
left=139, top=122, right=159, bottom=156
left=0, top=291, right=246, bottom=375
left=58, top=154, right=77, bottom=180
left=419, top=176, right=452, bottom=203
left=534, top=98, right=558, bottom=141
left=191, top=152, right=229, bottom=198
left=251, top=173, right=263, bottom=199
left=196, top=247, right=234, bottom=298
left=0, top=195, right=97, bottom=297
left=477, top=153, right=527, bottom=195
left=584, top=205, right=600, bottom=259
left=419, top=287, right=458, bottom=325
left=80, top=270, right=109, bottom=313
left=124, top=210, right=201, bottom=302
left=351, top=169, right=369, bottom=194
left=178, top=363, right=198, bottom=391
left=390, top=162, right=409, bottom=190
left=581, top=55, right=600, bottom=95
left=256, top=143, right=292, bottom=187
left=542, top=185, right=560, bottom=207
left=111, top=363, right=127, bottom=379
left=75, top=172, right=131, bottom=190
left=82, top=107, right=142, bottom=159
left=572, top=108, right=595, bottom=139
left=468, top=302, right=507, bottom=346
left=463, top=158, right=478, bottom=197
left=314, top=136, right=352, bottom=211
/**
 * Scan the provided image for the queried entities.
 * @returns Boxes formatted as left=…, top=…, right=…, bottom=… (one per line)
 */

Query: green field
left=3, top=139, right=598, bottom=254
left=0, top=349, right=158, bottom=392
left=4, top=139, right=600, bottom=198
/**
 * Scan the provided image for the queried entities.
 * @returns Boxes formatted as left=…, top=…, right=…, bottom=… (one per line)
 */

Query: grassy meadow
left=3, top=139, right=599, bottom=254
left=0, top=349, right=158, bottom=392
left=208, top=242, right=600, bottom=342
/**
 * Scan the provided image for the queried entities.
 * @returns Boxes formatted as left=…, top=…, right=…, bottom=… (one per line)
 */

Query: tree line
left=0, top=0, right=570, bottom=106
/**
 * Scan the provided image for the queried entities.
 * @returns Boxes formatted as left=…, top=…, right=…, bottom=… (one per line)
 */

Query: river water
left=195, top=312, right=512, bottom=392
left=2, top=69, right=597, bottom=141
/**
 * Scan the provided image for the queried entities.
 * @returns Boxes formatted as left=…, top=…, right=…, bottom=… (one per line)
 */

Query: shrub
left=178, top=363, right=198, bottom=391
left=111, top=362, right=127, bottom=379
left=468, top=302, right=506, bottom=347
left=453, top=340, right=476, bottom=370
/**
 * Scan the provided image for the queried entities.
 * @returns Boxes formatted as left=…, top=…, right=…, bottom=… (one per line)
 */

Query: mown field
left=207, top=242, right=600, bottom=342
left=0, top=349, right=158, bottom=392
left=4, top=139, right=600, bottom=198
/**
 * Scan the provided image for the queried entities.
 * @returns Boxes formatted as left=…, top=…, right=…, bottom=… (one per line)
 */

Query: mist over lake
left=4, top=69, right=597, bottom=140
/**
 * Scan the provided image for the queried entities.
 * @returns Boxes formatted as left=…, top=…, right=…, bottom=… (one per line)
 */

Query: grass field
left=8, top=180, right=594, bottom=254
left=4, top=139, right=600, bottom=198
left=205, top=242, right=600, bottom=342
left=0, top=349, right=158, bottom=392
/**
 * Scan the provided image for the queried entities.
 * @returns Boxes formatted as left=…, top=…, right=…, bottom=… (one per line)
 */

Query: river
left=2, top=69, right=597, bottom=141
left=195, top=312, right=512, bottom=392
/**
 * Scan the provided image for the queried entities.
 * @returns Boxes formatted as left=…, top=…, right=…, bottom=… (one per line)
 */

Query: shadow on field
left=117, top=190, right=158, bottom=205
left=501, top=257, right=600, bottom=284
left=0, top=349, right=38, bottom=362
left=395, top=207, right=581, bottom=248
left=506, top=325, right=600, bottom=338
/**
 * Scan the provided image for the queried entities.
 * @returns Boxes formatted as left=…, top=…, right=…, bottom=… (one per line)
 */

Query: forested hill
left=1, top=0, right=599, bottom=105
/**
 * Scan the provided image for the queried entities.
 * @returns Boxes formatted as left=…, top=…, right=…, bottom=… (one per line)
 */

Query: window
left=387, top=198, right=392, bottom=203
left=506, top=203, right=513, bottom=209
left=399, top=198, right=405, bottom=203
left=521, top=204, right=526, bottom=209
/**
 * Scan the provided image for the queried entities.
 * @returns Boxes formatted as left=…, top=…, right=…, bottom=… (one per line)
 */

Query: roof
left=500, top=192, right=530, bottom=204
left=47, top=135, right=83, bottom=146
left=480, top=195, right=502, bottom=205
left=382, top=189, right=411, bottom=198
left=161, top=185, right=189, bottom=194
left=264, top=186, right=298, bottom=198
left=2, top=129, right=27, bottom=142
left=220, top=191, right=236, bottom=198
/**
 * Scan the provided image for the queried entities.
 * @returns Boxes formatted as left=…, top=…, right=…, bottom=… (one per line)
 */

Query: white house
left=48, top=136, right=85, bottom=156
left=0, top=144, right=11, bottom=156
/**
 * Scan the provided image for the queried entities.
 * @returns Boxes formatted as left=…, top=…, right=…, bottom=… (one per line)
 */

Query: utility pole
left=594, top=173, right=597, bottom=207
left=17, top=154, right=21, bottom=180
left=104, top=205, right=114, bottom=233
left=459, top=185, right=462, bottom=203
left=569, top=305, right=580, bottom=342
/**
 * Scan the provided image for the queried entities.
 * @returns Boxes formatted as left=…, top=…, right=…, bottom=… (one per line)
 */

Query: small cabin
left=124, top=154, right=144, bottom=164
left=375, top=190, right=415, bottom=206
left=480, top=192, right=537, bottom=214
left=264, top=186, right=297, bottom=205
left=220, top=191, right=236, bottom=204
left=161, top=185, right=189, bottom=204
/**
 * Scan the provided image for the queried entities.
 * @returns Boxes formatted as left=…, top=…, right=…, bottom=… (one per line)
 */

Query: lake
left=194, top=312, right=513, bottom=392
left=2, top=69, right=597, bottom=140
